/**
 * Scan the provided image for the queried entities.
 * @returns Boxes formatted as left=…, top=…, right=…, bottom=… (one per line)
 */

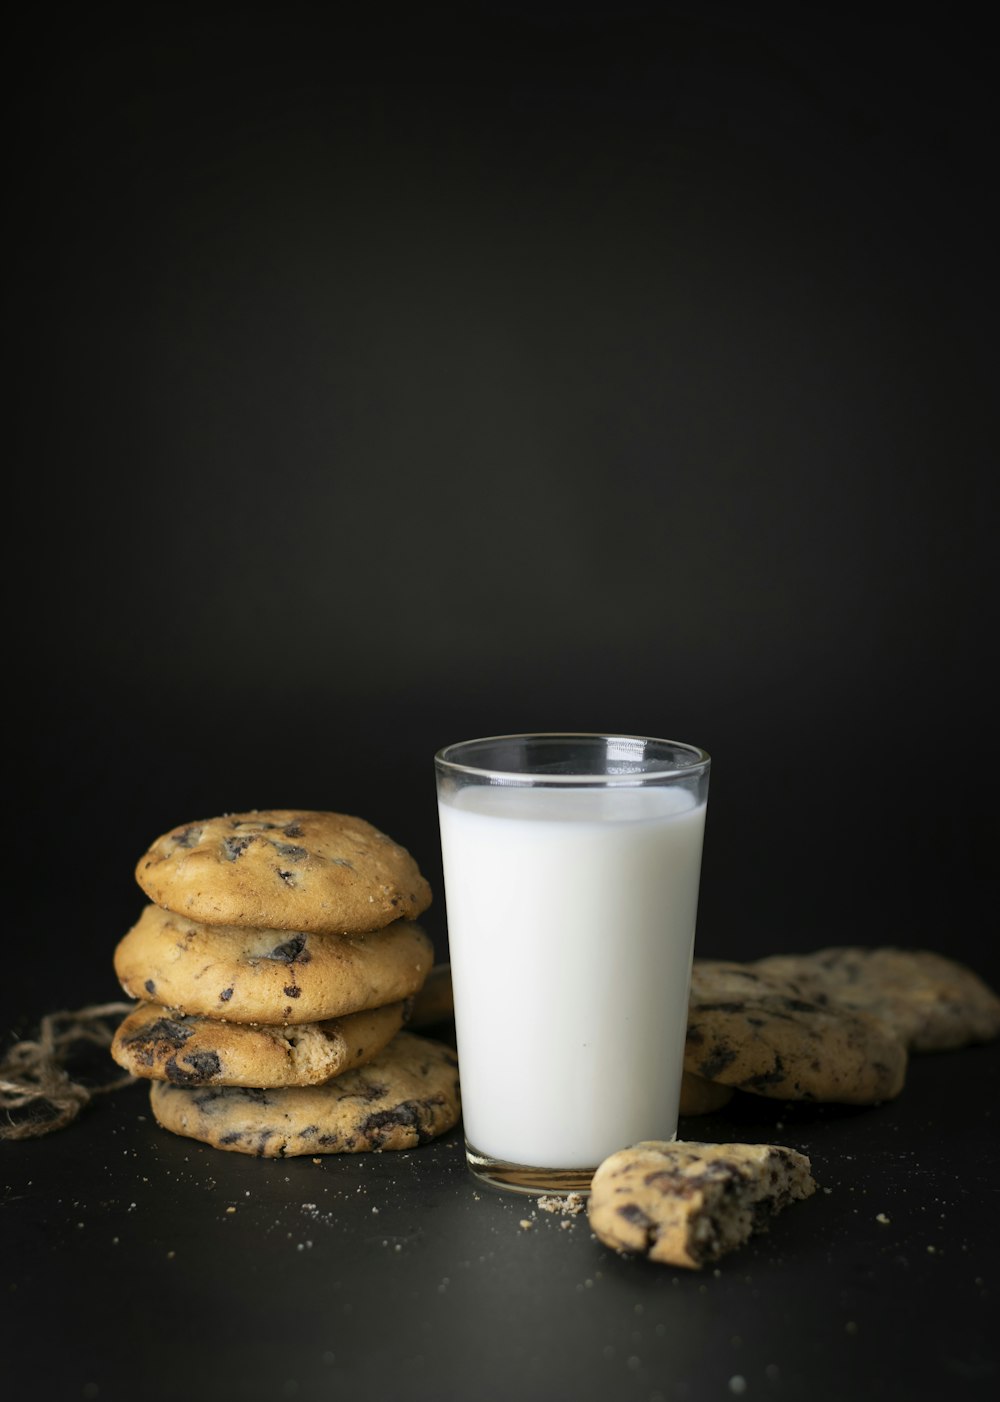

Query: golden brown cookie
left=752, top=947, right=1000, bottom=1052
left=148, top=1031, right=460, bottom=1156
left=588, top=1139, right=816, bottom=1269
left=407, top=962, right=455, bottom=1028
left=678, top=1070, right=735, bottom=1116
left=685, top=960, right=908, bottom=1104
left=113, top=905, right=434, bottom=1024
left=111, top=999, right=406, bottom=1086
left=135, top=810, right=432, bottom=934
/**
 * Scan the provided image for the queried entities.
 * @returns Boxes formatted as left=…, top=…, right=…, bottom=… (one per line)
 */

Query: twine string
left=0, top=1002, right=137, bottom=1140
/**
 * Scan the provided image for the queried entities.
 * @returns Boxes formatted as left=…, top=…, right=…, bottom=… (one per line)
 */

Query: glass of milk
left=435, top=733, right=710, bottom=1195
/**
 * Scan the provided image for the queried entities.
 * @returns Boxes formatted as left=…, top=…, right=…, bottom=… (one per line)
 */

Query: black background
left=8, top=2, right=998, bottom=1012
left=4, top=6, right=999, bottom=1398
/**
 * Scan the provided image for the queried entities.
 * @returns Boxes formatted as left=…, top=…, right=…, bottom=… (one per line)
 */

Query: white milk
left=437, top=783, right=706, bottom=1170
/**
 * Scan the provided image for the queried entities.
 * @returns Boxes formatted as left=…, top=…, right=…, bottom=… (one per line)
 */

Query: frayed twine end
left=1, top=1002, right=137, bottom=1140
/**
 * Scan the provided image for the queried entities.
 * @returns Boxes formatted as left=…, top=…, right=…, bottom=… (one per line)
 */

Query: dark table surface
left=4, top=856, right=998, bottom=1402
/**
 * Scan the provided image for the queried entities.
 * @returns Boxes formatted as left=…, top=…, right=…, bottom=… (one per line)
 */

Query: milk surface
left=437, top=783, right=706, bottom=1169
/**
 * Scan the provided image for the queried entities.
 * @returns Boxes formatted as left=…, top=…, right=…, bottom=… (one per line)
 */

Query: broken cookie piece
left=588, top=1139, right=817, bottom=1269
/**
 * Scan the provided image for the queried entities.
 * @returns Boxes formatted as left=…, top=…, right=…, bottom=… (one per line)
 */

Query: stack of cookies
left=111, top=809, right=461, bottom=1157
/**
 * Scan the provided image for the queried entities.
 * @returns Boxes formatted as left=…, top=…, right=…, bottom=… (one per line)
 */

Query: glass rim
left=434, top=732, right=711, bottom=785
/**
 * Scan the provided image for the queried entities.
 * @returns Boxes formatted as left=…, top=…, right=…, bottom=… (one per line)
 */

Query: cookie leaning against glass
left=112, top=809, right=459, bottom=1154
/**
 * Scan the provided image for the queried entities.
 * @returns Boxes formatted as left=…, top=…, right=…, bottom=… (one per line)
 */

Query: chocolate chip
left=283, top=985, right=301, bottom=998
left=357, top=1081, right=388, bottom=1103
left=192, top=1087, right=228, bottom=1108
left=644, top=1170, right=699, bottom=1198
left=122, top=1014, right=196, bottom=1069
left=283, top=822, right=304, bottom=838
left=617, top=1202, right=654, bottom=1226
left=360, top=1100, right=432, bottom=1144
left=235, top=1087, right=272, bottom=1104
left=144, top=979, right=156, bottom=995
left=272, top=842, right=307, bottom=862
left=223, top=835, right=253, bottom=861
left=265, top=935, right=308, bottom=963
left=697, top=1046, right=738, bottom=1079
left=125, top=1017, right=194, bottom=1050
left=165, top=1050, right=222, bottom=1083
left=276, top=868, right=299, bottom=886
left=742, top=1055, right=787, bottom=1090
left=171, top=826, right=203, bottom=850
left=219, top=987, right=234, bottom=1002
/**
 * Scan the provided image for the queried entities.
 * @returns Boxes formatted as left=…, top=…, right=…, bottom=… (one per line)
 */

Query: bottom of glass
left=465, top=1140, right=595, bottom=1196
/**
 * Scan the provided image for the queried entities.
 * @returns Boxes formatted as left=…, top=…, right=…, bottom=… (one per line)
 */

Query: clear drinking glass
left=435, top=733, right=710, bottom=1195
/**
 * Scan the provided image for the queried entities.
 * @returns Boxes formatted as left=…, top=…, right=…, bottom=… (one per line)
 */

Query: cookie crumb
left=519, top=1219, right=534, bottom=1230
left=538, top=1192, right=587, bottom=1215
left=875, top=1213, right=890, bottom=1224
left=728, top=1376, right=747, bottom=1394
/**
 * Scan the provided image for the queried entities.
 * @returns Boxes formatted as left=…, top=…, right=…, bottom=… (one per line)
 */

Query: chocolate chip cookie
left=678, top=1071, right=735, bottom=1116
left=111, top=999, right=406, bottom=1087
left=113, top=905, right=434, bottom=1024
left=149, top=1031, right=460, bottom=1156
left=406, top=962, right=455, bottom=1029
left=135, top=810, right=432, bottom=934
left=588, top=1139, right=817, bottom=1269
left=685, top=960, right=908, bottom=1103
left=752, top=947, right=1000, bottom=1052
